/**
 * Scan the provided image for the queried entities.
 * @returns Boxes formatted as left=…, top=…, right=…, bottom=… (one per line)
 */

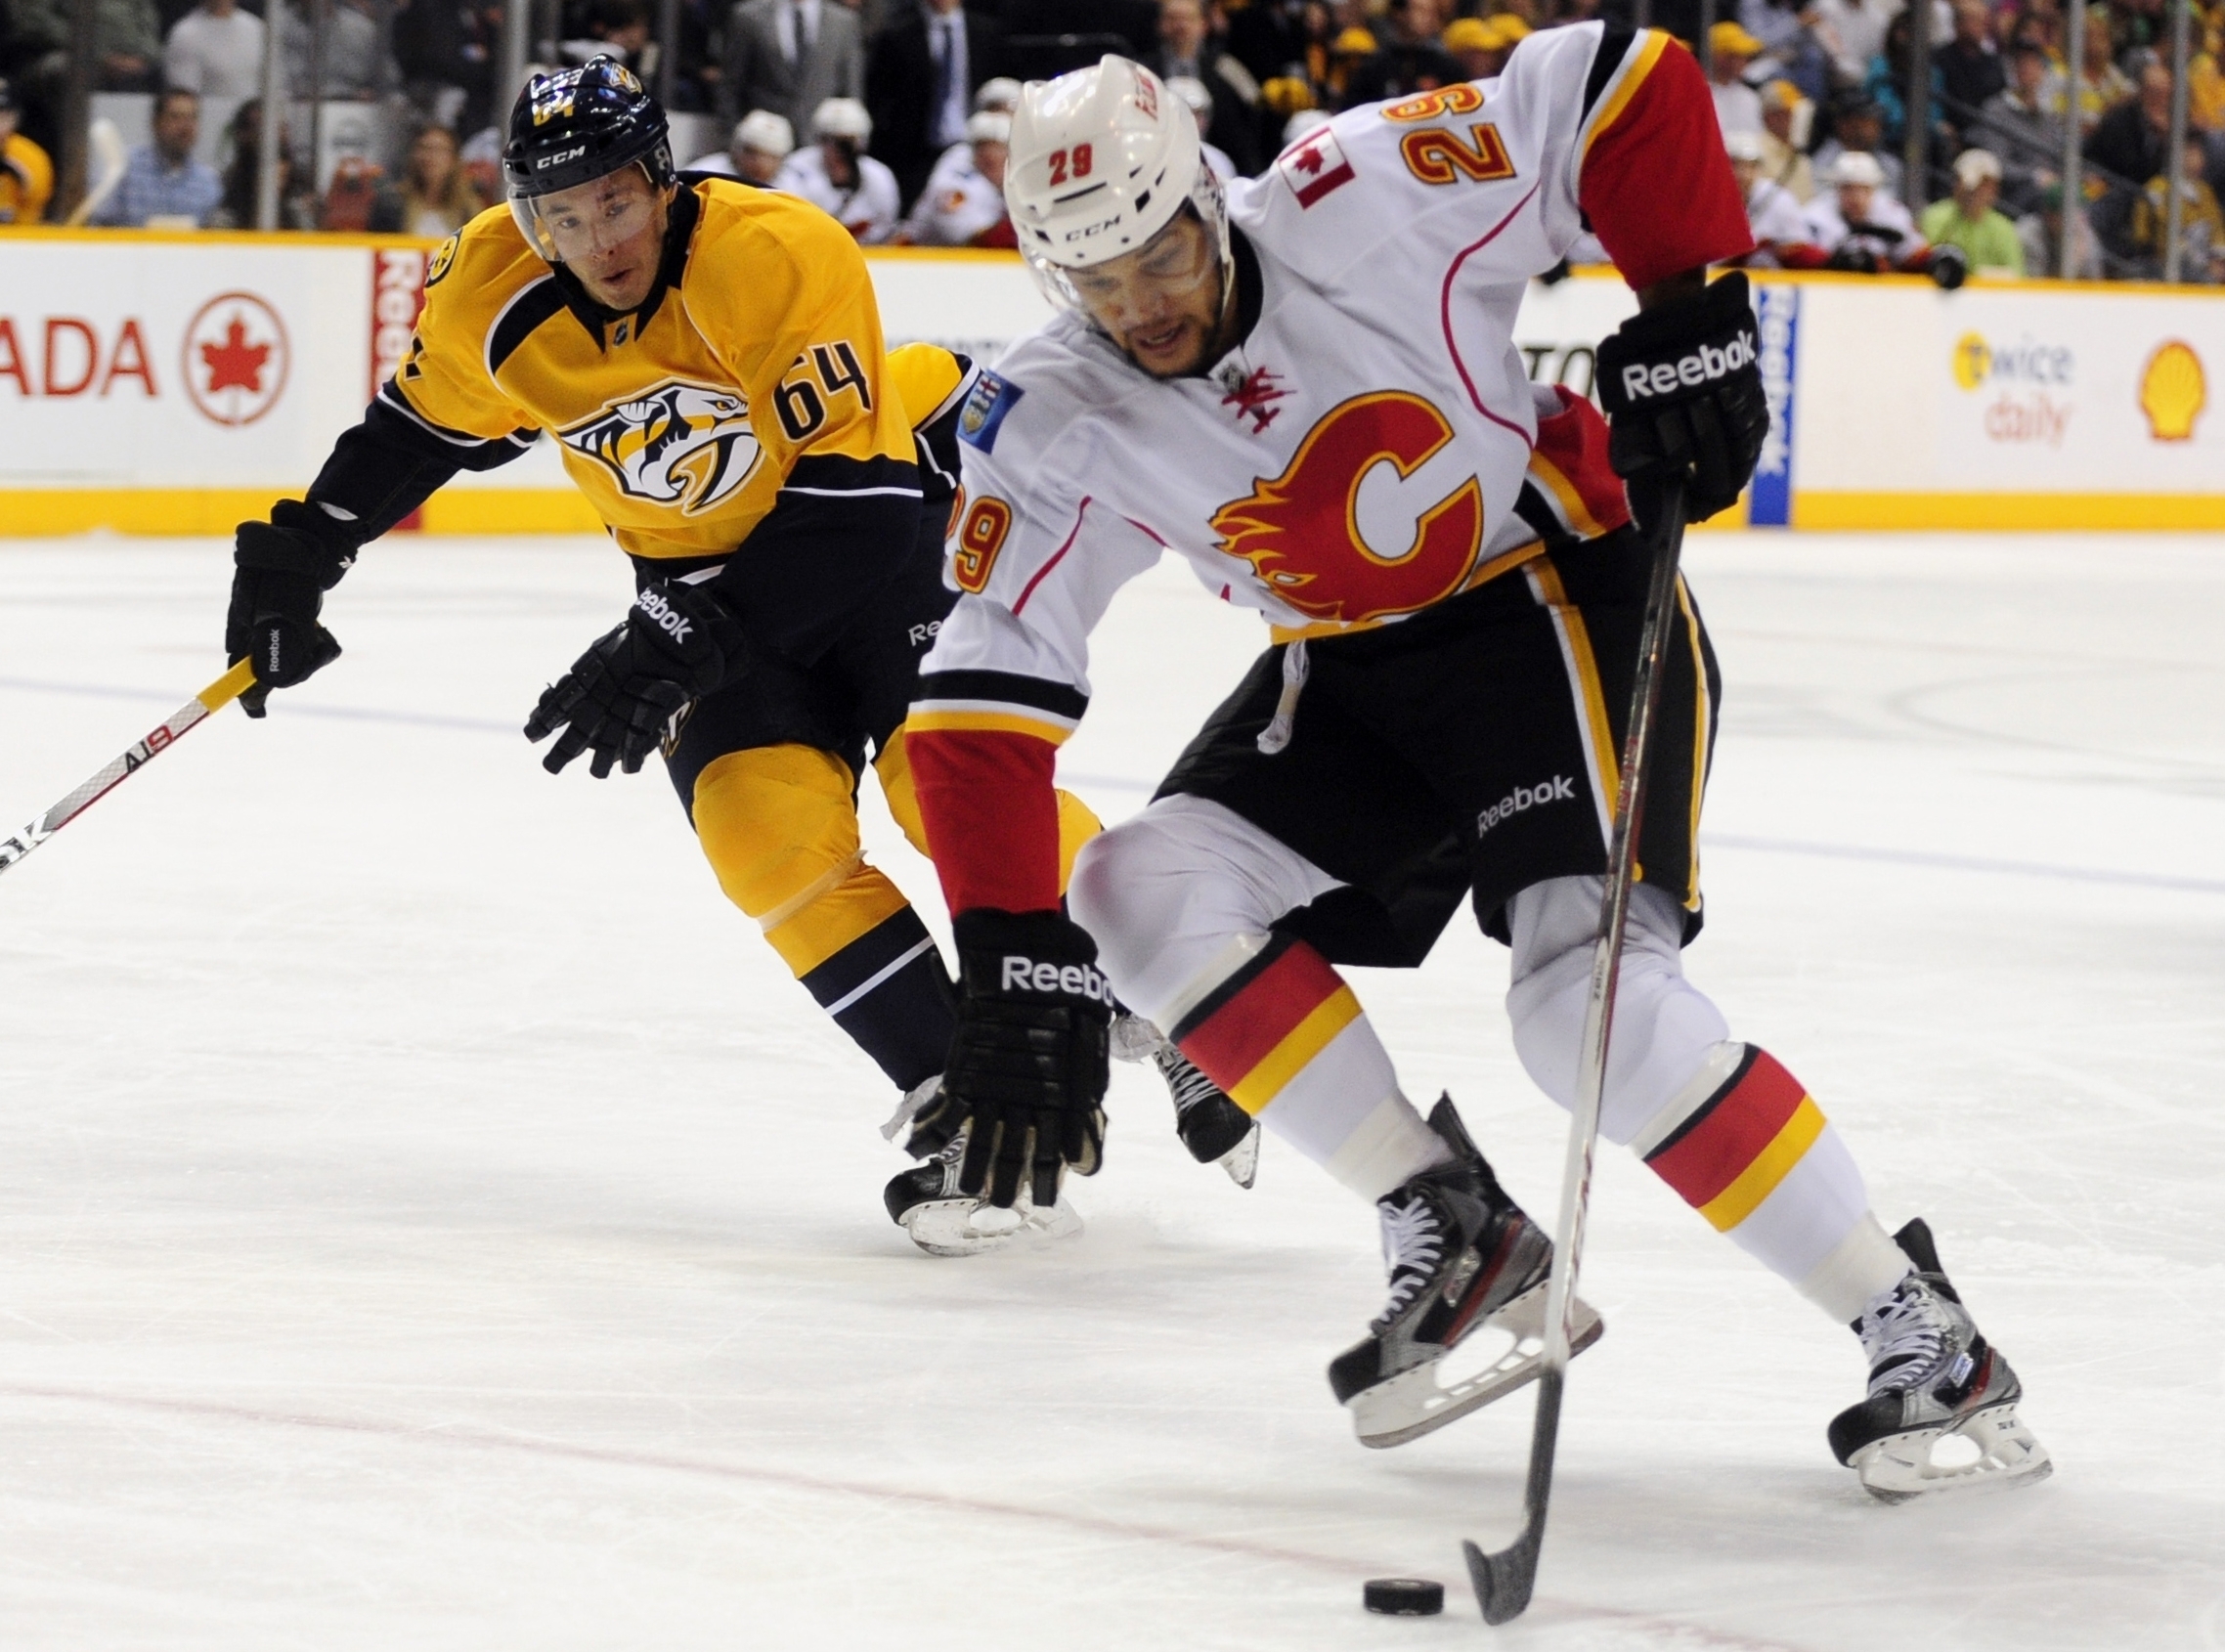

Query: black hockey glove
left=225, top=511, right=353, bottom=717
left=524, top=579, right=751, bottom=778
left=1595, top=270, right=1768, bottom=534
left=906, top=909, right=1112, bottom=1210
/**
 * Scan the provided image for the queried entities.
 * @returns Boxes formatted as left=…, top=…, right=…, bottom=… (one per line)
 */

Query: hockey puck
left=1363, top=1578, right=1445, bottom=1616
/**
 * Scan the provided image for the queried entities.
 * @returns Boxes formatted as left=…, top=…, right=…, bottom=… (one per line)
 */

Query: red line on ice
left=0, top=1382, right=1819, bottom=1651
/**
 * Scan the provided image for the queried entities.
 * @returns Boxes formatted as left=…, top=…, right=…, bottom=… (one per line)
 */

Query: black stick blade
left=1464, top=1528, right=1541, bottom=1626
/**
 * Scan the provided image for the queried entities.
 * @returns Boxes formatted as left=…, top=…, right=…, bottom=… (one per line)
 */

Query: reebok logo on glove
left=1000, top=955, right=1115, bottom=1006
left=634, top=588, right=694, bottom=644
left=1619, top=329, right=1757, bottom=401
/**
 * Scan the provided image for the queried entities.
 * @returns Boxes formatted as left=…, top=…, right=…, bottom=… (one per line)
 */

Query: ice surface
left=0, top=532, right=2220, bottom=1650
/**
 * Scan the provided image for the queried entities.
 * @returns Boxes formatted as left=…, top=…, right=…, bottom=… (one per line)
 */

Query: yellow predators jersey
left=385, top=180, right=915, bottom=562
left=883, top=339, right=979, bottom=510
left=0, top=133, right=54, bottom=225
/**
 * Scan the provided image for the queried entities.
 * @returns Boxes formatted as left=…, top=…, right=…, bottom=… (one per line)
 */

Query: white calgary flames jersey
left=920, top=24, right=1727, bottom=722
left=775, top=146, right=903, bottom=244
left=902, top=141, right=1011, bottom=246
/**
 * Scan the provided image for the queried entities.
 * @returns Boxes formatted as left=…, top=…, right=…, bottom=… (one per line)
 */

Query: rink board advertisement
left=5, top=232, right=2225, bottom=535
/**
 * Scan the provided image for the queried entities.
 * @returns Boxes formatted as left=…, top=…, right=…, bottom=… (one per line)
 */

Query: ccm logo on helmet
left=1061, top=213, right=1126, bottom=244
left=634, top=588, right=694, bottom=642
left=1620, top=330, right=1757, bottom=400
left=1000, top=955, right=1114, bottom=1005
left=536, top=146, right=589, bottom=169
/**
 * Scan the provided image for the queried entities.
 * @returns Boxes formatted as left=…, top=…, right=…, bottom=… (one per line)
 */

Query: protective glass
left=1062, top=209, right=1222, bottom=334
left=508, top=164, right=660, bottom=265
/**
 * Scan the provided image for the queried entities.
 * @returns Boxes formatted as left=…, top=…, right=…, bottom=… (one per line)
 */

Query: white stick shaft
left=1538, top=485, right=1689, bottom=1374
left=0, top=661, right=256, bottom=880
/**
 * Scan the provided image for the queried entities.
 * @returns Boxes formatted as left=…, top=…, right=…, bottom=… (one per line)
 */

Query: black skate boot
left=880, top=1078, right=1082, bottom=1257
left=1328, top=1097, right=1603, bottom=1449
left=1827, top=1219, right=2051, bottom=1502
left=1112, top=1013, right=1260, bottom=1189
left=1156, top=1044, right=1259, bottom=1188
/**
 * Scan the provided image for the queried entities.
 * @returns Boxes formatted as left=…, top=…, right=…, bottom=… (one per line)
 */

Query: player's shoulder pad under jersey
left=1237, top=24, right=1605, bottom=249
left=412, top=202, right=552, bottom=347
left=681, top=176, right=873, bottom=331
left=885, top=341, right=971, bottom=434
left=950, top=319, right=1114, bottom=463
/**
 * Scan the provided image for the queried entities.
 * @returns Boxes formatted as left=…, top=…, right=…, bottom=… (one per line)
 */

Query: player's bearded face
left=1069, top=209, right=1228, bottom=378
left=534, top=167, right=672, bottom=311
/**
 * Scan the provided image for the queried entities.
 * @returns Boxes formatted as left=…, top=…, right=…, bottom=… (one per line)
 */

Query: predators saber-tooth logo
left=559, top=381, right=763, bottom=514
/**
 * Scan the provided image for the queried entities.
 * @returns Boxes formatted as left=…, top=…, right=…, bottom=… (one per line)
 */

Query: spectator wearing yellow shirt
left=2130, top=137, right=2225, bottom=281
left=1920, top=148, right=2027, bottom=275
left=0, top=79, right=54, bottom=225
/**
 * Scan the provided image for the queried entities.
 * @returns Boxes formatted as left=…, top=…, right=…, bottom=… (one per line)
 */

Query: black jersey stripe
left=376, top=381, right=536, bottom=460
left=1513, top=477, right=1580, bottom=552
left=486, top=276, right=570, bottom=377
left=912, top=670, right=1089, bottom=721
left=912, top=356, right=979, bottom=504
left=782, top=451, right=922, bottom=498
left=1581, top=22, right=1638, bottom=125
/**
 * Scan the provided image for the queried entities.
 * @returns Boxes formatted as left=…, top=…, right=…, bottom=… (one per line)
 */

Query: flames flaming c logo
left=1208, top=392, right=1483, bottom=625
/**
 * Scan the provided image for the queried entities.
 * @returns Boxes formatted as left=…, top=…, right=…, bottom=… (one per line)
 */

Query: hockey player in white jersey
left=896, top=36, right=2049, bottom=1497
left=899, top=109, right=1014, bottom=247
left=776, top=98, right=901, bottom=243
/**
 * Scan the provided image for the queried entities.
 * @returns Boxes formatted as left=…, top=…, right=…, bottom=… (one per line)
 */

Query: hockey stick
left=0, top=658, right=257, bottom=882
left=1463, top=475, right=1689, bottom=1626
left=64, top=118, right=128, bottom=228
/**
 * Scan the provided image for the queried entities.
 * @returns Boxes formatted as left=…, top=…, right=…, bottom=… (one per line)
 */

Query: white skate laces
left=1828, top=1222, right=2051, bottom=1501
left=1155, top=1044, right=1224, bottom=1117
left=1856, top=1276, right=1961, bottom=1395
left=1374, top=1193, right=1447, bottom=1324
left=879, top=1071, right=943, bottom=1141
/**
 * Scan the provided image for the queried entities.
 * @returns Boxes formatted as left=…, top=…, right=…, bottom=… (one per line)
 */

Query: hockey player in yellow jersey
left=219, top=59, right=1254, bottom=1254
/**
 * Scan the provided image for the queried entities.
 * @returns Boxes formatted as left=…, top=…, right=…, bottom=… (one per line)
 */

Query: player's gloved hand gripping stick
left=227, top=514, right=353, bottom=717
left=1468, top=274, right=1762, bottom=1626
left=0, top=658, right=258, bottom=882
left=525, top=579, right=752, bottom=778
left=905, top=910, right=1112, bottom=1209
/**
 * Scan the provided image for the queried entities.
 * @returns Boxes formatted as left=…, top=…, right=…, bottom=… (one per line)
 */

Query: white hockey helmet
left=1282, top=107, right=1331, bottom=148
left=734, top=109, right=794, bottom=158
left=1830, top=150, right=1886, bottom=189
left=966, top=109, right=1011, bottom=147
left=1165, top=74, right=1213, bottom=122
left=974, top=75, right=1024, bottom=113
left=811, top=97, right=872, bottom=144
left=1006, top=55, right=1227, bottom=312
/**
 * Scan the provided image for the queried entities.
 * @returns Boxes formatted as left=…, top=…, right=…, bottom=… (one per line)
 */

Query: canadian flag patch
left=1277, top=126, right=1355, bottom=208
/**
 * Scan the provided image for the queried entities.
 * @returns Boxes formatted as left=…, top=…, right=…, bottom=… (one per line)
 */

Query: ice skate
left=1328, top=1097, right=1602, bottom=1448
left=1112, top=1013, right=1260, bottom=1189
left=1828, top=1219, right=2051, bottom=1502
left=880, top=1078, right=1082, bottom=1257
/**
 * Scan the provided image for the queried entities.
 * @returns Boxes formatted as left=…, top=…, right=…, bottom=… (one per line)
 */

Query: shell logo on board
left=2139, top=340, right=2205, bottom=441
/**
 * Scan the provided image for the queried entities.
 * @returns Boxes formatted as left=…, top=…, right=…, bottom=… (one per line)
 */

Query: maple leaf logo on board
left=182, top=292, right=289, bottom=427
left=200, top=318, right=270, bottom=394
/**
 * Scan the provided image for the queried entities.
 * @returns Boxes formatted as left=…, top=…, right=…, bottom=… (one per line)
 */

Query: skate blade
left=1216, top=1124, right=1261, bottom=1190
left=1349, top=1282, right=1605, bottom=1449
left=899, top=1195, right=1083, bottom=1258
left=1852, top=1402, right=2054, bottom=1503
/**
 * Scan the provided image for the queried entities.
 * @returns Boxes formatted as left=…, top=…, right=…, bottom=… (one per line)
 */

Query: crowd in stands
left=0, top=0, right=2217, bottom=275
